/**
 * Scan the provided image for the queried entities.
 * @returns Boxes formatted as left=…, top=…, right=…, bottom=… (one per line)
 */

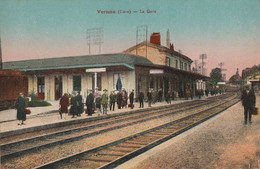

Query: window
left=113, top=73, right=124, bottom=90
left=37, top=77, right=45, bottom=93
left=73, top=76, right=81, bottom=91
left=175, top=60, right=178, bottom=69
left=180, top=61, right=183, bottom=70
left=150, top=76, right=154, bottom=89
left=92, top=73, right=102, bottom=91
left=166, top=57, right=171, bottom=66
left=184, top=63, right=187, bottom=71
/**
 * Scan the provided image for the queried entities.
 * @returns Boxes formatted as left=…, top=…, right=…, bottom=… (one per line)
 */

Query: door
left=37, top=77, right=45, bottom=100
left=55, top=76, right=63, bottom=100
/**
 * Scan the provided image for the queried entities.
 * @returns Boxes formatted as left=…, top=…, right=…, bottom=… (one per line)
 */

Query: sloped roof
left=3, top=53, right=154, bottom=71
left=124, top=41, right=193, bottom=62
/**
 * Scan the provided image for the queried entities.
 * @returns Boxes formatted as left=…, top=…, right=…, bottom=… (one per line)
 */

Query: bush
left=27, top=93, right=52, bottom=107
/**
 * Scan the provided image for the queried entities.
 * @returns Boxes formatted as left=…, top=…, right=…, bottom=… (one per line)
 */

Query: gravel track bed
left=0, top=103, right=187, bottom=144
left=2, top=103, right=216, bottom=169
left=2, top=94, right=238, bottom=169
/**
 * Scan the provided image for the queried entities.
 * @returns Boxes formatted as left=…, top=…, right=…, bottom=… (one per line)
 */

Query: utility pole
left=136, top=25, right=148, bottom=57
left=199, top=54, right=207, bottom=76
left=86, top=27, right=104, bottom=55
left=218, top=62, right=227, bottom=81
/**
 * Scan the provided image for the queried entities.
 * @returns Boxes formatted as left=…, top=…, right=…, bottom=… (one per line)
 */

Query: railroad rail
left=0, top=92, right=240, bottom=169
left=34, top=94, right=240, bottom=169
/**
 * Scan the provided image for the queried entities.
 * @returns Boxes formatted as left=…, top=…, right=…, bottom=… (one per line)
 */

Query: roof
left=3, top=53, right=154, bottom=71
left=124, top=41, right=193, bottom=63
left=135, top=64, right=209, bottom=79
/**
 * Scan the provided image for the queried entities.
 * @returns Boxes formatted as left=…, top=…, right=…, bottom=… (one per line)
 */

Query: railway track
left=36, top=93, right=240, bottom=169
left=0, top=93, right=240, bottom=169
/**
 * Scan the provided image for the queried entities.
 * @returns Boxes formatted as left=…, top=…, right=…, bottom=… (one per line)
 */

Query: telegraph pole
left=86, top=27, right=104, bottom=55
left=199, top=54, right=207, bottom=76
left=136, top=25, right=148, bottom=57
left=218, top=62, right=227, bottom=81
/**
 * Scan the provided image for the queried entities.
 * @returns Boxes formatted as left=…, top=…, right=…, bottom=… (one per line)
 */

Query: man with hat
left=241, top=84, right=256, bottom=124
left=109, top=90, right=116, bottom=111
left=101, top=89, right=109, bottom=115
left=129, top=89, right=134, bottom=109
left=86, top=89, right=94, bottom=116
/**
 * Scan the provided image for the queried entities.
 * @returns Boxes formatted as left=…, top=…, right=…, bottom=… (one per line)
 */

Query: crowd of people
left=57, top=87, right=228, bottom=119
left=16, top=84, right=256, bottom=125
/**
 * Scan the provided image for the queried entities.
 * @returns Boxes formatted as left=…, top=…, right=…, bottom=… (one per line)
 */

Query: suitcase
left=252, top=107, right=258, bottom=116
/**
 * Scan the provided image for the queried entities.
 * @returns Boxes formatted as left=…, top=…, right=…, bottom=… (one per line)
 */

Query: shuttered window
left=73, top=76, right=81, bottom=91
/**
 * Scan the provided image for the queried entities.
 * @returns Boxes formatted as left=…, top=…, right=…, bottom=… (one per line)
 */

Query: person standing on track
left=241, top=84, right=256, bottom=125
left=15, top=93, right=26, bottom=125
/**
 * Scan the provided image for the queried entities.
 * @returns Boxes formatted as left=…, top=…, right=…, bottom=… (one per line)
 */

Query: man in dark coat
left=86, top=89, right=94, bottom=116
left=139, top=91, right=144, bottom=108
left=15, top=93, right=26, bottom=125
left=70, top=91, right=77, bottom=118
left=117, top=90, right=123, bottom=109
left=147, top=89, right=152, bottom=107
left=241, top=84, right=256, bottom=124
left=76, top=91, right=83, bottom=116
left=129, top=89, right=134, bottom=109
left=109, top=91, right=116, bottom=111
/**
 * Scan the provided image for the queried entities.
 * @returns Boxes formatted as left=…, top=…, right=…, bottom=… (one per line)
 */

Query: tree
left=229, top=68, right=242, bottom=85
left=209, top=68, right=222, bottom=88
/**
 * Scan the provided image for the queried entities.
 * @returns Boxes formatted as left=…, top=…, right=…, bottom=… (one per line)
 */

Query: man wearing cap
left=241, top=84, right=256, bottom=125
left=101, top=89, right=109, bottom=115
left=86, top=89, right=94, bottom=116
left=109, top=91, right=116, bottom=111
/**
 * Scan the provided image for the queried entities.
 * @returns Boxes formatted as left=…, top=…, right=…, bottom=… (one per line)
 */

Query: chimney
left=170, top=43, right=174, bottom=51
left=150, top=32, right=161, bottom=46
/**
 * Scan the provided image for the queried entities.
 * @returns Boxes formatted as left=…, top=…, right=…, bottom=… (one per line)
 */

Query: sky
left=0, top=0, right=259, bottom=79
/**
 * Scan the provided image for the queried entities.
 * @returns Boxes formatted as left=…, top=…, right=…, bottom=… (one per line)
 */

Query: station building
left=3, top=32, right=208, bottom=101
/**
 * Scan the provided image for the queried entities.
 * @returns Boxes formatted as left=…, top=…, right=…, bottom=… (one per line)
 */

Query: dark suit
left=241, top=89, right=256, bottom=124
left=139, top=92, right=144, bottom=108
left=129, top=91, right=134, bottom=109
left=86, top=93, right=94, bottom=116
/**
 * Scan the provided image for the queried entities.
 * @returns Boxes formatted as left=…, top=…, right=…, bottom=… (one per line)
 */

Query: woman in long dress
left=15, top=93, right=26, bottom=125
left=59, top=93, right=69, bottom=119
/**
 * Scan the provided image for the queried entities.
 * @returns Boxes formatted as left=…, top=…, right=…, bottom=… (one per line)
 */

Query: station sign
left=249, top=79, right=260, bottom=82
left=217, top=82, right=226, bottom=85
left=149, top=69, right=164, bottom=74
left=86, top=68, right=106, bottom=73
